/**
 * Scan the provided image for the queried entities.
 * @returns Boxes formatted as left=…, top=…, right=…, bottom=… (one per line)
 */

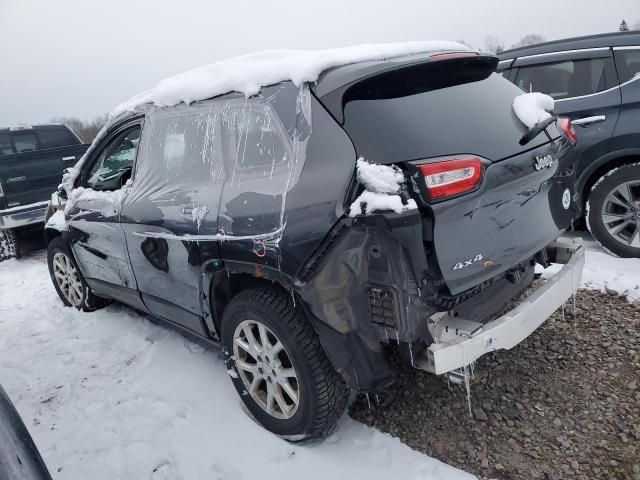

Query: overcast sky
left=0, top=0, right=637, bottom=125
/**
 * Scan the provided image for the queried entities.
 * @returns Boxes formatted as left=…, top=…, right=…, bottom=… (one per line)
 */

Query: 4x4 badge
left=453, top=253, right=484, bottom=271
left=534, top=154, right=554, bottom=170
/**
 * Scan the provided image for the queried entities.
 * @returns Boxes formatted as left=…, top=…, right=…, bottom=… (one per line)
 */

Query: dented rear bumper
left=419, top=238, right=584, bottom=375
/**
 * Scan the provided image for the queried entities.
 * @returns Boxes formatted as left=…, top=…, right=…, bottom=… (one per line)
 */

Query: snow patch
left=45, top=210, right=68, bottom=232
left=512, top=92, right=554, bottom=128
left=350, top=191, right=417, bottom=216
left=0, top=258, right=474, bottom=480
left=115, top=41, right=469, bottom=113
left=356, top=158, right=404, bottom=194
left=64, top=182, right=131, bottom=218
left=349, top=158, right=417, bottom=217
left=539, top=232, right=640, bottom=302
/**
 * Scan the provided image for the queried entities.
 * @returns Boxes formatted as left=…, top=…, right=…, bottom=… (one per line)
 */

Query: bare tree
left=619, top=19, right=629, bottom=32
left=483, top=35, right=505, bottom=53
left=51, top=114, right=109, bottom=143
left=511, top=34, right=546, bottom=49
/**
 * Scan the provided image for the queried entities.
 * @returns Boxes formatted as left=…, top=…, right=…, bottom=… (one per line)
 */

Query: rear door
left=511, top=48, right=621, bottom=177
left=120, top=102, right=225, bottom=336
left=611, top=46, right=640, bottom=151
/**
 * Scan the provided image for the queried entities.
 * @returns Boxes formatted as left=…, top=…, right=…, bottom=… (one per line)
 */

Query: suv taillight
left=417, top=156, right=484, bottom=200
left=557, top=117, right=577, bottom=145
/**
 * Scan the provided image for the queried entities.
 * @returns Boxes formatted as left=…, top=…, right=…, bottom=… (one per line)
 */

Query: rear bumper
left=0, top=201, right=49, bottom=229
left=420, top=238, right=584, bottom=375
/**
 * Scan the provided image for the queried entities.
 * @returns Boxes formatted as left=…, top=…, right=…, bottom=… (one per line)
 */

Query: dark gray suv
left=44, top=46, right=584, bottom=441
left=499, top=31, right=640, bottom=257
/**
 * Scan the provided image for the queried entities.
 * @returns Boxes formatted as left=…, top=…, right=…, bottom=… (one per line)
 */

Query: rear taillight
left=418, top=156, right=484, bottom=200
left=557, top=117, right=577, bottom=145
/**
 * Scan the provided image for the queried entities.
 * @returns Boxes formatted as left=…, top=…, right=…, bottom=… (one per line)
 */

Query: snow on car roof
left=114, top=41, right=469, bottom=113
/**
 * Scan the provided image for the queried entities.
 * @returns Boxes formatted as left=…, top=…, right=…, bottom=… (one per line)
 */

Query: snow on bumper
left=423, top=239, right=585, bottom=375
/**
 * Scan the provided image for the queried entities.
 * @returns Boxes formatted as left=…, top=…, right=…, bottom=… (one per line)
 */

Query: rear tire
left=222, top=287, right=349, bottom=442
left=0, top=228, right=17, bottom=262
left=47, top=237, right=110, bottom=311
left=587, top=163, right=640, bottom=258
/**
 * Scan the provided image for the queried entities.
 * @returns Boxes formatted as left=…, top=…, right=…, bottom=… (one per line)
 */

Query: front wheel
left=587, top=163, right=640, bottom=258
left=47, top=237, right=109, bottom=311
left=222, top=287, right=349, bottom=442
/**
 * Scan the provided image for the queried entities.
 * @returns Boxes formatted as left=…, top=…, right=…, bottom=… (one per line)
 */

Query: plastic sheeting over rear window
left=121, top=84, right=310, bottom=255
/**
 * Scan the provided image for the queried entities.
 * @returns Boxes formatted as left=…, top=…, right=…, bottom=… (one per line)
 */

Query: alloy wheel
left=232, top=319, right=300, bottom=420
left=600, top=180, right=640, bottom=248
left=52, top=252, right=84, bottom=307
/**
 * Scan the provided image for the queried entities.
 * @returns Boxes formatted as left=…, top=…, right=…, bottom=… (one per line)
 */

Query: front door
left=66, top=122, right=145, bottom=310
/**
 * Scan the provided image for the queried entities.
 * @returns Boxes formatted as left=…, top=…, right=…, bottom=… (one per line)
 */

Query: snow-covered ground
left=0, top=257, right=472, bottom=480
left=0, top=232, right=638, bottom=480
left=541, top=231, right=640, bottom=301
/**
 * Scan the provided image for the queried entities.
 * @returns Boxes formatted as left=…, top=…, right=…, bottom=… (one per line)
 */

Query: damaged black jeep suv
left=45, top=50, right=584, bottom=441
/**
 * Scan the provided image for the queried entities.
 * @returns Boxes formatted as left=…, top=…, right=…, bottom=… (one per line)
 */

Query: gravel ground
left=351, top=289, right=640, bottom=480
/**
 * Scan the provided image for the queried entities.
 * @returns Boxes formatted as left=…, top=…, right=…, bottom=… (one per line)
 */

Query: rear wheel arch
left=209, top=270, right=294, bottom=336
left=581, top=154, right=640, bottom=205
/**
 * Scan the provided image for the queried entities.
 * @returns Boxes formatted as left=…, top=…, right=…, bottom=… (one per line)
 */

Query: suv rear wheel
left=47, top=237, right=110, bottom=311
left=587, top=163, right=640, bottom=258
left=0, top=228, right=17, bottom=262
left=222, top=287, right=349, bottom=441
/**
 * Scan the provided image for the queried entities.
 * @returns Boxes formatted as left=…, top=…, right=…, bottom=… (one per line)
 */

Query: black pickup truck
left=0, top=124, right=88, bottom=261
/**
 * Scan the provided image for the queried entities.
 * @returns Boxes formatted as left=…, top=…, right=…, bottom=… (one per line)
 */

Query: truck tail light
left=417, top=156, right=484, bottom=200
left=557, top=117, right=577, bottom=145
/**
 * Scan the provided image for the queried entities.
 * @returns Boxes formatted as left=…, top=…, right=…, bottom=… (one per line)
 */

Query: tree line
left=50, top=114, right=109, bottom=143
left=471, top=19, right=639, bottom=54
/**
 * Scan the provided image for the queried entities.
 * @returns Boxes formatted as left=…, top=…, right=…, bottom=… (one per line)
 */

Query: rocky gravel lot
left=351, top=289, right=640, bottom=480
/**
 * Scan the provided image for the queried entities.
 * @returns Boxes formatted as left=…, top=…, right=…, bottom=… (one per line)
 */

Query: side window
left=0, top=133, right=12, bottom=156
left=86, top=127, right=140, bottom=191
left=11, top=132, right=39, bottom=153
left=614, top=49, right=640, bottom=84
left=515, top=58, right=607, bottom=99
left=137, top=108, right=223, bottom=184
left=218, top=103, right=294, bottom=237
left=223, top=108, right=289, bottom=171
left=36, top=127, right=79, bottom=149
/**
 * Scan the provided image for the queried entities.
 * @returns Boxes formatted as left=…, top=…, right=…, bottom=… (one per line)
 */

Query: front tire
left=47, top=237, right=109, bottom=311
left=0, top=228, right=17, bottom=262
left=587, top=163, right=640, bottom=258
left=222, top=287, right=349, bottom=442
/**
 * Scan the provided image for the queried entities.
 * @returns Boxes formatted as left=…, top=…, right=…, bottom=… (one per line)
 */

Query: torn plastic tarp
left=117, top=84, right=311, bottom=252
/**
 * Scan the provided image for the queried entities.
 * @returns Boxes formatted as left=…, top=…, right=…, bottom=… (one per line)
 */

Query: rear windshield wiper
left=519, top=115, right=557, bottom=146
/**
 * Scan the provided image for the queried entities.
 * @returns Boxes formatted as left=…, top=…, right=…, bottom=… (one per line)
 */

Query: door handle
left=571, top=115, right=606, bottom=126
left=61, top=155, right=76, bottom=162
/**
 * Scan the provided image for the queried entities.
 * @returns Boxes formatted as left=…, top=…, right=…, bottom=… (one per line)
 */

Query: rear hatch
left=317, top=54, right=580, bottom=295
